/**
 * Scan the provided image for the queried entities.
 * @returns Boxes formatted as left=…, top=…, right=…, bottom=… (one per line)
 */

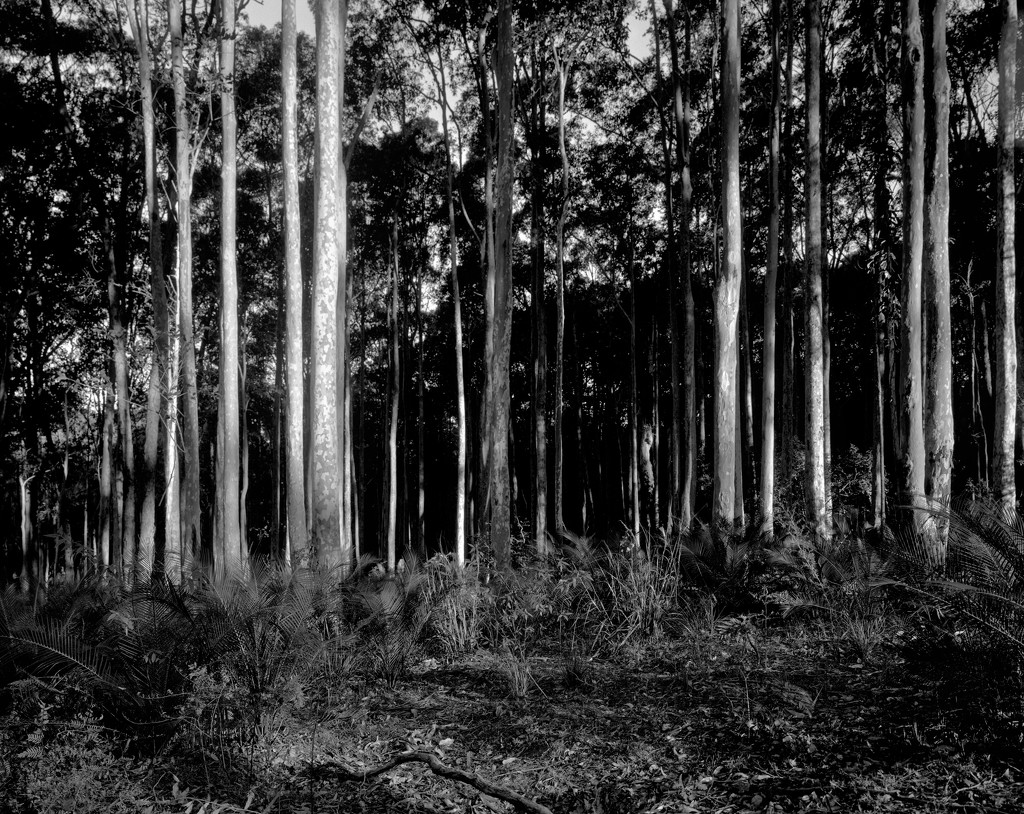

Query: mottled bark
left=715, top=0, right=742, bottom=527
left=310, top=0, right=343, bottom=569
left=281, top=0, right=307, bottom=562
left=993, top=0, right=1017, bottom=512
left=805, top=0, right=829, bottom=543
left=780, top=0, right=796, bottom=488
left=899, top=0, right=927, bottom=531
left=923, top=0, right=952, bottom=557
left=489, top=0, right=514, bottom=573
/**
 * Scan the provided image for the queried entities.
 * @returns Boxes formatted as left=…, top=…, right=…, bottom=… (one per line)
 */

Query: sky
left=243, top=3, right=651, bottom=62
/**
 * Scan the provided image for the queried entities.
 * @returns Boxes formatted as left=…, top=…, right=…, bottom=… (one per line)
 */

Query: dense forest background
left=0, top=0, right=1021, bottom=585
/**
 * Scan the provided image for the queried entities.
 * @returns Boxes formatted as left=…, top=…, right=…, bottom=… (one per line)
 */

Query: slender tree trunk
left=489, top=0, right=515, bottom=572
left=528, top=42, right=549, bottom=554
left=780, top=0, right=796, bottom=488
left=553, top=48, right=570, bottom=538
left=131, top=0, right=169, bottom=572
left=760, top=0, right=782, bottom=533
left=715, top=0, right=742, bottom=528
left=388, top=220, right=401, bottom=571
left=336, top=0, right=351, bottom=571
left=281, top=0, right=307, bottom=562
left=215, top=0, right=242, bottom=579
left=650, top=0, right=680, bottom=535
left=805, top=0, right=829, bottom=543
left=165, top=308, right=181, bottom=579
left=435, top=44, right=467, bottom=566
left=993, top=0, right=1017, bottom=512
left=99, top=384, right=115, bottom=569
left=310, top=0, right=344, bottom=569
left=870, top=0, right=893, bottom=530
left=478, top=15, right=496, bottom=537
left=169, top=0, right=200, bottom=575
left=666, top=0, right=696, bottom=531
left=924, top=0, right=952, bottom=557
left=899, top=0, right=927, bottom=531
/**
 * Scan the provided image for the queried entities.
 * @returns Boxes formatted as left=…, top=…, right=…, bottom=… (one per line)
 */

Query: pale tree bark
left=527, top=42, right=549, bottom=555
left=490, top=0, right=515, bottom=573
left=311, top=0, right=344, bottom=569
left=100, top=385, right=115, bottom=569
left=994, top=0, right=1017, bottom=512
left=164, top=293, right=181, bottom=578
left=170, top=0, right=201, bottom=572
left=650, top=0, right=680, bottom=535
left=923, top=0, right=951, bottom=558
left=215, top=0, right=242, bottom=579
left=553, top=46, right=570, bottom=538
left=281, top=0, right=307, bottom=562
left=387, top=220, right=401, bottom=572
left=132, top=0, right=170, bottom=572
left=871, top=0, right=893, bottom=530
left=899, top=0, right=927, bottom=532
left=432, top=39, right=467, bottom=566
left=714, top=0, right=742, bottom=528
left=779, top=0, right=796, bottom=488
left=666, top=0, right=696, bottom=531
left=760, top=0, right=782, bottom=533
left=805, top=0, right=829, bottom=543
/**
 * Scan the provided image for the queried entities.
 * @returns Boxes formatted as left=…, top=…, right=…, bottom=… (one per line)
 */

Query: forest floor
left=166, top=621, right=1024, bottom=814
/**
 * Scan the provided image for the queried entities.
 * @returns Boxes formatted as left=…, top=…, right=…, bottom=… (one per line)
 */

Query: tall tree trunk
left=715, top=0, right=742, bottom=527
left=650, top=0, right=680, bottom=535
left=165, top=309, right=181, bottom=579
left=336, top=0, right=351, bottom=571
left=435, top=42, right=467, bottom=566
left=388, top=220, right=401, bottom=571
left=993, top=0, right=1017, bottom=512
left=780, top=0, right=796, bottom=489
left=870, top=0, right=893, bottom=530
left=281, top=0, right=307, bottom=562
left=489, top=0, right=515, bottom=573
left=666, top=0, right=696, bottom=531
left=170, top=0, right=201, bottom=572
left=924, top=0, right=952, bottom=557
left=760, top=0, right=782, bottom=533
left=310, top=0, right=344, bottom=569
left=805, top=0, right=829, bottom=543
left=478, top=14, right=496, bottom=537
left=131, top=0, right=169, bottom=572
left=529, top=42, right=549, bottom=554
left=553, top=47, right=570, bottom=538
left=215, top=0, right=242, bottom=579
left=899, top=0, right=927, bottom=531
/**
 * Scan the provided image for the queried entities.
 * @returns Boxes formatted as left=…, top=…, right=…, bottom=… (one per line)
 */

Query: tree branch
left=305, top=750, right=554, bottom=814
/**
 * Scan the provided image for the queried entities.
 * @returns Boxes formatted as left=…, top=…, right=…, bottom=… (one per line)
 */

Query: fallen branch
left=305, top=750, right=554, bottom=814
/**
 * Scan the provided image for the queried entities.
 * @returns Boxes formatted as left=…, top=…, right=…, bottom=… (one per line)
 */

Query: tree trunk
left=435, top=42, right=467, bottom=566
left=666, top=0, right=697, bottom=531
left=170, top=0, right=201, bottom=572
left=993, top=0, right=1017, bottom=512
left=489, top=0, right=515, bottom=573
left=805, top=0, right=829, bottom=543
left=899, top=0, right=927, bottom=531
left=870, top=0, right=893, bottom=530
left=528, top=42, right=549, bottom=555
left=388, top=220, right=401, bottom=571
left=780, top=0, right=796, bottom=489
left=310, top=0, right=344, bottom=569
left=760, top=0, right=782, bottom=533
left=215, top=0, right=242, bottom=579
left=715, top=0, right=742, bottom=528
left=553, top=47, right=570, bottom=538
left=923, top=0, right=952, bottom=558
left=478, top=14, right=496, bottom=538
left=281, top=0, right=307, bottom=562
